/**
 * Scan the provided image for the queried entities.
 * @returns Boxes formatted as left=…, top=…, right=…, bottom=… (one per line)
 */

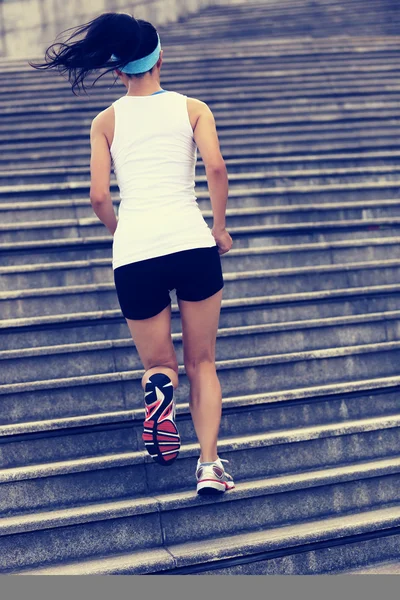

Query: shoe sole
left=197, top=479, right=235, bottom=495
left=142, top=375, right=181, bottom=466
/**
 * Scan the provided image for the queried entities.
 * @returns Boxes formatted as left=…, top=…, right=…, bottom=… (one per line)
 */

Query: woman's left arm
left=90, top=114, right=118, bottom=237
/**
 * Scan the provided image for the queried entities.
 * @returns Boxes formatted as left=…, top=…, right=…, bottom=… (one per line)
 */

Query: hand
left=211, top=226, right=233, bottom=255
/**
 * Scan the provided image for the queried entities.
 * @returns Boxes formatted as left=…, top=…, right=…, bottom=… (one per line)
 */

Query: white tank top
left=110, top=90, right=216, bottom=270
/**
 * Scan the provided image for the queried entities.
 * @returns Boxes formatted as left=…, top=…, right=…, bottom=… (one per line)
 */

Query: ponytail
left=29, top=13, right=159, bottom=95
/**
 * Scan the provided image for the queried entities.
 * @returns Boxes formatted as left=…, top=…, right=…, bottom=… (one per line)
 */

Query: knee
left=184, top=355, right=215, bottom=380
left=142, top=361, right=179, bottom=388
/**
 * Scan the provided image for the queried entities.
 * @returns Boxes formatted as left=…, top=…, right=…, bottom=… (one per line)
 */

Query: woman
left=30, top=12, right=235, bottom=495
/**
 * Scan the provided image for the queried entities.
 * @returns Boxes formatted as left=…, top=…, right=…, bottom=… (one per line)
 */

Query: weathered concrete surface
left=1, top=0, right=400, bottom=576
left=0, top=0, right=219, bottom=59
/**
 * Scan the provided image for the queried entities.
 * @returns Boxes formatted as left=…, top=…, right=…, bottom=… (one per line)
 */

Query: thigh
left=113, top=258, right=178, bottom=371
left=174, top=245, right=224, bottom=303
left=113, top=257, right=172, bottom=321
left=125, top=303, right=178, bottom=372
left=178, top=288, right=223, bottom=367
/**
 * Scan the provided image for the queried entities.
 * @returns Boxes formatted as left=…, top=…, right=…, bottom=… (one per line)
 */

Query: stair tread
left=5, top=197, right=400, bottom=213
left=2, top=454, right=400, bottom=537
left=1, top=340, right=400, bottom=394
left=1, top=373, right=399, bottom=438
left=345, top=559, right=400, bottom=574
left=2, top=234, right=400, bottom=268
left=1, top=283, right=400, bottom=330
left=1, top=309, right=399, bottom=360
left=2, top=258, right=400, bottom=299
left=1, top=411, right=400, bottom=484
left=15, top=503, right=400, bottom=575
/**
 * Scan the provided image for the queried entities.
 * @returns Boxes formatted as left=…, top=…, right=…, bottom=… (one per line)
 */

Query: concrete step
left=2, top=111, right=400, bottom=138
left=2, top=134, right=400, bottom=171
left=6, top=57, right=400, bottom=92
left=3, top=94, right=400, bottom=129
left=4, top=235, right=400, bottom=289
left=9, top=47, right=400, bottom=71
left=0, top=91, right=398, bottom=128
left=4, top=150, right=400, bottom=183
left=2, top=227, right=400, bottom=288
left=4, top=52, right=400, bottom=92
left=0, top=231, right=400, bottom=268
left=32, top=4, right=398, bottom=45
left=1, top=282, right=400, bottom=351
left=0, top=80, right=400, bottom=108
left=12, top=503, right=400, bottom=575
left=1, top=407, right=400, bottom=513
left=343, top=559, right=400, bottom=574
left=4, top=88, right=400, bottom=119
left=1, top=455, right=400, bottom=573
left=187, top=0, right=395, bottom=18
left=14, top=49, right=399, bottom=74
left=16, top=45, right=399, bottom=79
left=2, top=259, right=400, bottom=319
left=3, top=225, right=400, bottom=270
left=2, top=310, right=399, bottom=385
left=2, top=103, right=400, bottom=136
left=164, top=4, right=400, bottom=39
left=4, top=198, right=400, bottom=233
left=4, top=91, right=397, bottom=120
left=2, top=216, right=400, bottom=247
left=2, top=375, right=400, bottom=469
left=0, top=157, right=400, bottom=187
left=6, top=70, right=400, bottom=95
left=2, top=132, right=400, bottom=167
left=1, top=115, right=398, bottom=156
left=1, top=340, right=400, bottom=423
left=1, top=82, right=400, bottom=116
left=5, top=121, right=400, bottom=160
left=19, top=33, right=400, bottom=55
left=12, top=47, right=400, bottom=76
left=2, top=180, right=400, bottom=209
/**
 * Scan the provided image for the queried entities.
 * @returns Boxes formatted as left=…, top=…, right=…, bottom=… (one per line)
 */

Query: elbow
left=90, top=191, right=110, bottom=205
left=205, top=161, right=227, bottom=174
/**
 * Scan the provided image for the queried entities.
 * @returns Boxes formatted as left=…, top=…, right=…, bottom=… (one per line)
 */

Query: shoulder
left=91, top=105, right=115, bottom=147
left=91, top=105, right=115, bottom=131
left=186, top=97, right=210, bottom=114
left=185, top=96, right=213, bottom=131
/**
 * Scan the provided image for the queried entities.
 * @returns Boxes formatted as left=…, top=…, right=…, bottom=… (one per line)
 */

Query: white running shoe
left=196, top=456, right=235, bottom=495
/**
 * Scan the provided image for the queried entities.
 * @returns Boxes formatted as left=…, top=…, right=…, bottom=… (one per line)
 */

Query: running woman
left=30, top=12, right=235, bottom=495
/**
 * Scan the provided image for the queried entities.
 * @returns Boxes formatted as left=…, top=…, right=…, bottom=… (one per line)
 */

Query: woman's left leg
left=124, top=303, right=179, bottom=389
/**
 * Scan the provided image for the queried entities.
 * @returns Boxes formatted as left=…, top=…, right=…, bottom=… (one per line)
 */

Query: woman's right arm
left=192, top=100, right=233, bottom=255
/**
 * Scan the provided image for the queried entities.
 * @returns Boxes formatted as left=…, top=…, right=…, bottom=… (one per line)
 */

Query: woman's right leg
left=124, top=304, right=179, bottom=390
left=113, top=257, right=180, bottom=465
left=177, top=289, right=224, bottom=463
left=124, top=305, right=181, bottom=465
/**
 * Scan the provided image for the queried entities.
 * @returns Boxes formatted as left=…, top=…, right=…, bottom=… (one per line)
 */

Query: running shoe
left=142, top=372, right=181, bottom=466
left=196, top=456, right=235, bottom=495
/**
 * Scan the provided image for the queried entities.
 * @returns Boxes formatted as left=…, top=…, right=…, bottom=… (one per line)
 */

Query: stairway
left=1, top=0, right=400, bottom=575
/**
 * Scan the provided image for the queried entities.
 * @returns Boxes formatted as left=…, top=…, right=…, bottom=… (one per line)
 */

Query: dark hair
left=29, top=13, right=160, bottom=95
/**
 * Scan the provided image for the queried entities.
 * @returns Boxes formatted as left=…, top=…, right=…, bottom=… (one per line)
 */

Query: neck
left=125, top=74, right=163, bottom=97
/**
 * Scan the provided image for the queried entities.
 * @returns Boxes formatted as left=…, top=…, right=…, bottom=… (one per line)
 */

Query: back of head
left=29, top=12, right=159, bottom=95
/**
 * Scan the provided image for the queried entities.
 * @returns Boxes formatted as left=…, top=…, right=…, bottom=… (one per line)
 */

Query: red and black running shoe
left=142, top=372, right=181, bottom=466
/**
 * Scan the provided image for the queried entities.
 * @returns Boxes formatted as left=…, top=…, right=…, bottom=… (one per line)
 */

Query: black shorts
left=113, top=245, right=224, bottom=320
